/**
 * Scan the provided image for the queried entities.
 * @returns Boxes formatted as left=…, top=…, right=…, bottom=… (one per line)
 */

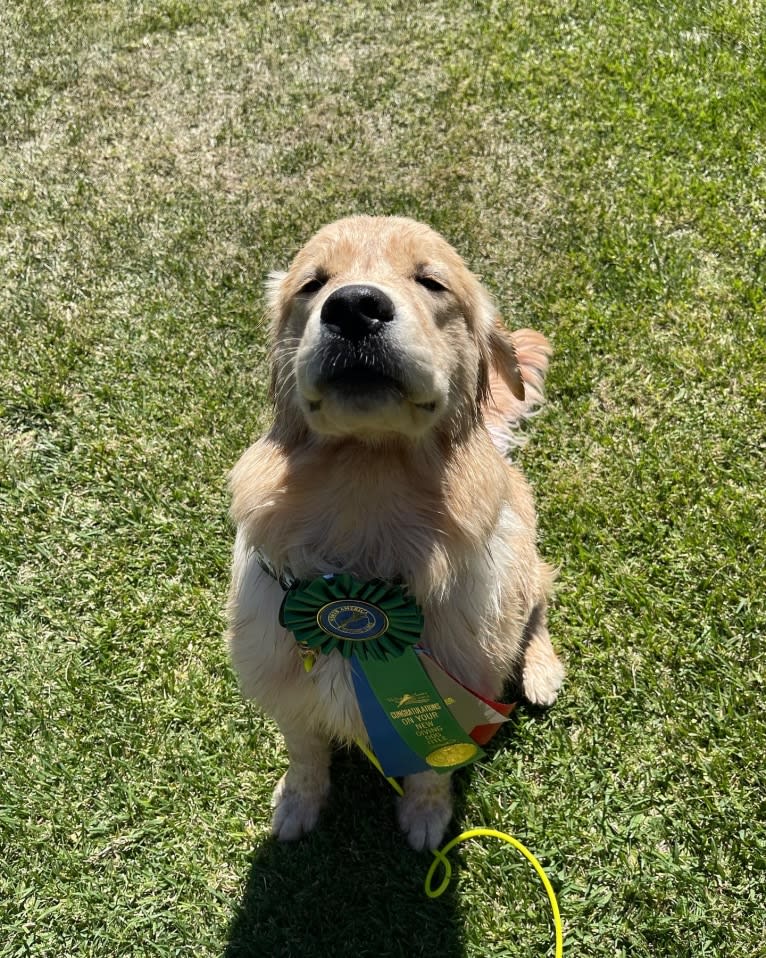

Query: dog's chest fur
left=229, top=431, right=526, bottom=593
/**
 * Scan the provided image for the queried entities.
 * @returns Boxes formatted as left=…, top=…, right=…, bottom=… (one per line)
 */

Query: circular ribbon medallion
left=280, top=572, right=424, bottom=660
left=317, top=600, right=389, bottom=641
left=426, top=742, right=480, bottom=768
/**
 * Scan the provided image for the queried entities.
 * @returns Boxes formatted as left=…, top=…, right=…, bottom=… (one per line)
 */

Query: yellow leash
left=357, top=740, right=564, bottom=957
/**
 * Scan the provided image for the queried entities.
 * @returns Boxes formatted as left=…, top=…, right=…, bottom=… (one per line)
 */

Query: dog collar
left=255, top=550, right=297, bottom=590
left=256, top=552, right=514, bottom=776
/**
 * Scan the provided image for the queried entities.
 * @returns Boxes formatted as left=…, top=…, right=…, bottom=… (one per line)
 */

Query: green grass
left=2, top=1, right=764, bottom=955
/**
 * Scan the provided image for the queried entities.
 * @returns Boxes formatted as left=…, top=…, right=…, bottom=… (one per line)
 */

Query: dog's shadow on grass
left=223, top=745, right=478, bottom=958
left=223, top=672, right=533, bottom=957
left=223, top=680, right=534, bottom=958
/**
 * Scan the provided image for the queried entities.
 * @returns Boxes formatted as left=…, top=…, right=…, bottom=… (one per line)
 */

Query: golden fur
left=226, top=216, right=564, bottom=850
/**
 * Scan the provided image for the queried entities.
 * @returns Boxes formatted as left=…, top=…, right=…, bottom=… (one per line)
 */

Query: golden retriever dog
left=226, top=216, right=564, bottom=851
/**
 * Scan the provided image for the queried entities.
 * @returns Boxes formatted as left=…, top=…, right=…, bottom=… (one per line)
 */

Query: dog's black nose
left=320, top=285, right=395, bottom=341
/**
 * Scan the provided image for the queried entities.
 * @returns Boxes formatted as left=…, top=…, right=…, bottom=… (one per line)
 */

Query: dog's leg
left=271, top=725, right=331, bottom=841
left=397, top=770, right=453, bottom=851
left=521, top=602, right=565, bottom=706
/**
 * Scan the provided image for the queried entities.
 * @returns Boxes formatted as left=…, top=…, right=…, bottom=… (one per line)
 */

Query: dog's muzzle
left=313, top=284, right=404, bottom=404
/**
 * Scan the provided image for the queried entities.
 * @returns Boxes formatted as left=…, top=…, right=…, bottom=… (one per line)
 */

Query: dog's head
left=266, top=216, right=530, bottom=442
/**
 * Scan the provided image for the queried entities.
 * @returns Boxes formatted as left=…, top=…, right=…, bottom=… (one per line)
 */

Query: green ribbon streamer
left=359, top=648, right=484, bottom=772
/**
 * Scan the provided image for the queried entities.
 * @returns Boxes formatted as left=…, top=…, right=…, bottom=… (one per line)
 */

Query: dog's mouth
left=309, top=367, right=437, bottom=414
left=308, top=348, right=436, bottom=414
left=321, top=363, right=403, bottom=399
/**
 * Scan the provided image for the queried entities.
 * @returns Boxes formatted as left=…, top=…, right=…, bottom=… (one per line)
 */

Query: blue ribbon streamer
left=350, top=654, right=429, bottom=777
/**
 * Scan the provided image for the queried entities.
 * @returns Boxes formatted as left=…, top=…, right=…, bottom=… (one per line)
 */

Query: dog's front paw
left=271, top=766, right=330, bottom=841
left=522, top=656, right=565, bottom=707
left=397, top=772, right=453, bottom=851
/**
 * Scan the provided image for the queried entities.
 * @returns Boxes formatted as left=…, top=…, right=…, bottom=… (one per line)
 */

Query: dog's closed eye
left=297, top=274, right=329, bottom=297
left=414, top=271, right=449, bottom=294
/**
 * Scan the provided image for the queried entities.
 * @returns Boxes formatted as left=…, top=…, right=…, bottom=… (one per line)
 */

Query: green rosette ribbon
left=279, top=573, right=424, bottom=661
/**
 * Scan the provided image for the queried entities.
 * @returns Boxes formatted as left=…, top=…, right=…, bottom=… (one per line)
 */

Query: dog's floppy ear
left=481, top=325, right=552, bottom=453
left=474, top=284, right=525, bottom=404
left=487, top=321, right=525, bottom=401
left=265, top=271, right=288, bottom=323
left=265, top=271, right=288, bottom=404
